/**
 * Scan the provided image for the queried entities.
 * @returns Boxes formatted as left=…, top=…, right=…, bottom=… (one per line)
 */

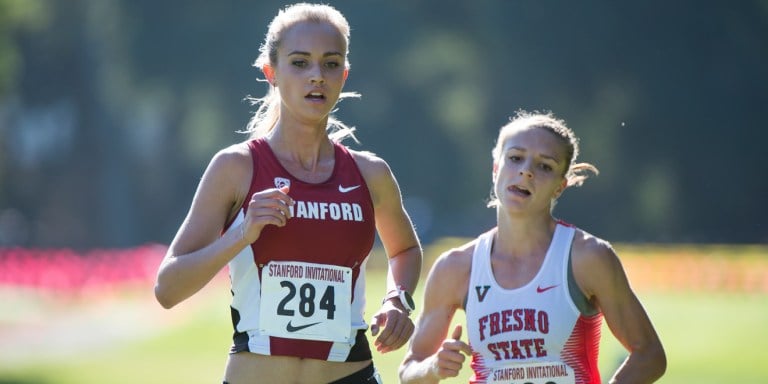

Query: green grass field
left=1, top=245, right=767, bottom=383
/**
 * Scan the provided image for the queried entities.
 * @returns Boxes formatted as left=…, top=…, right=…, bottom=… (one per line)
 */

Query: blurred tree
left=0, top=0, right=54, bottom=246
left=1, top=0, right=766, bottom=247
left=0, top=0, right=49, bottom=96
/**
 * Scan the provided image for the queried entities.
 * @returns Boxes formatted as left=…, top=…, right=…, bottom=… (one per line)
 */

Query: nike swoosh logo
left=286, top=321, right=321, bottom=332
left=338, top=185, right=361, bottom=193
left=536, top=284, right=559, bottom=293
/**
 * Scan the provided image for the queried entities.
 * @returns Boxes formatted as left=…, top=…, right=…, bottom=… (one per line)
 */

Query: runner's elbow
left=650, top=344, right=667, bottom=380
left=154, top=282, right=180, bottom=309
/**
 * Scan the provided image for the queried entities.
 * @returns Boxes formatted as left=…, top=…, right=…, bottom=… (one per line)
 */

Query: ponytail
left=242, top=83, right=280, bottom=139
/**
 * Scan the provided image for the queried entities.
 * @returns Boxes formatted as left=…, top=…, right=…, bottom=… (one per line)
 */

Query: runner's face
left=493, top=127, right=567, bottom=212
left=272, top=21, right=348, bottom=124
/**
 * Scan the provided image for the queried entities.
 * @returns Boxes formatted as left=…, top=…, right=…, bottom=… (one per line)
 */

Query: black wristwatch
left=382, top=286, right=415, bottom=315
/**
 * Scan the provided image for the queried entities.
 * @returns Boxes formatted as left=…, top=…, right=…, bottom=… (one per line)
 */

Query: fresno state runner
left=399, top=111, right=665, bottom=384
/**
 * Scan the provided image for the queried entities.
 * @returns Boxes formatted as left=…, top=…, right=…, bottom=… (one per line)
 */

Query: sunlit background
left=1, top=1, right=767, bottom=383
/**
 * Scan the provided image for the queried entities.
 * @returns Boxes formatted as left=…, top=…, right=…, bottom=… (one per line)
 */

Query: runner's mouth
left=306, top=92, right=325, bottom=100
left=511, top=185, right=531, bottom=196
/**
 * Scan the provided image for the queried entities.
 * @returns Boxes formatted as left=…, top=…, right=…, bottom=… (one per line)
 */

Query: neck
left=494, top=212, right=557, bottom=259
left=267, top=122, right=334, bottom=173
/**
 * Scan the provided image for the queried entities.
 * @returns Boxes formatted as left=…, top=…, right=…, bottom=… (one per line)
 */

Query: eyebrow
left=506, top=146, right=561, bottom=163
left=286, top=50, right=344, bottom=58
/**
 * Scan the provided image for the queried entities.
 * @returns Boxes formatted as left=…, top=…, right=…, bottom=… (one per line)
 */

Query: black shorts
left=223, top=363, right=382, bottom=384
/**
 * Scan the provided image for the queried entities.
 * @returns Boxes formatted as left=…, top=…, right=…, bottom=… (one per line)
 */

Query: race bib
left=486, top=362, right=575, bottom=384
left=259, top=261, right=352, bottom=343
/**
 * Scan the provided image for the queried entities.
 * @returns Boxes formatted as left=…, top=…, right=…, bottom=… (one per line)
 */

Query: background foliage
left=1, top=0, right=767, bottom=248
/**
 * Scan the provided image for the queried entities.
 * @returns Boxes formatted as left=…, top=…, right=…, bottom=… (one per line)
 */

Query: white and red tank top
left=224, top=138, right=376, bottom=362
left=465, top=223, right=603, bottom=384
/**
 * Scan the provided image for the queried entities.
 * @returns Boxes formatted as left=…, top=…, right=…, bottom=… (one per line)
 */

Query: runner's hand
left=370, top=300, right=414, bottom=353
left=429, top=325, right=471, bottom=379
left=242, top=186, right=293, bottom=243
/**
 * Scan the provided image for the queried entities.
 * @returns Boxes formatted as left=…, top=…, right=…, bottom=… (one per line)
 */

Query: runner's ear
left=263, top=64, right=276, bottom=85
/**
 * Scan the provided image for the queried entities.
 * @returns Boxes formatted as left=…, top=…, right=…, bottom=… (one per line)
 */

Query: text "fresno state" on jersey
left=478, top=308, right=550, bottom=341
left=289, top=200, right=364, bottom=222
left=478, top=308, right=552, bottom=361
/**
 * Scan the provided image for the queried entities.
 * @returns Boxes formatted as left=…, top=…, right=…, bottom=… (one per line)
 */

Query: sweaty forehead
left=500, top=126, right=566, bottom=157
left=279, top=21, right=347, bottom=55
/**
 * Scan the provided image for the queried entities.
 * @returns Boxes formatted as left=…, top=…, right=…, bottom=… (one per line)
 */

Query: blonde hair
left=242, top=3, right=360, bottom=142
left=488, top=110, right=599, bottom=208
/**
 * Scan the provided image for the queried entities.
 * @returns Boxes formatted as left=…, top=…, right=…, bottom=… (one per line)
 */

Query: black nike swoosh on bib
left=286, top=321, right=321, bottom=332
